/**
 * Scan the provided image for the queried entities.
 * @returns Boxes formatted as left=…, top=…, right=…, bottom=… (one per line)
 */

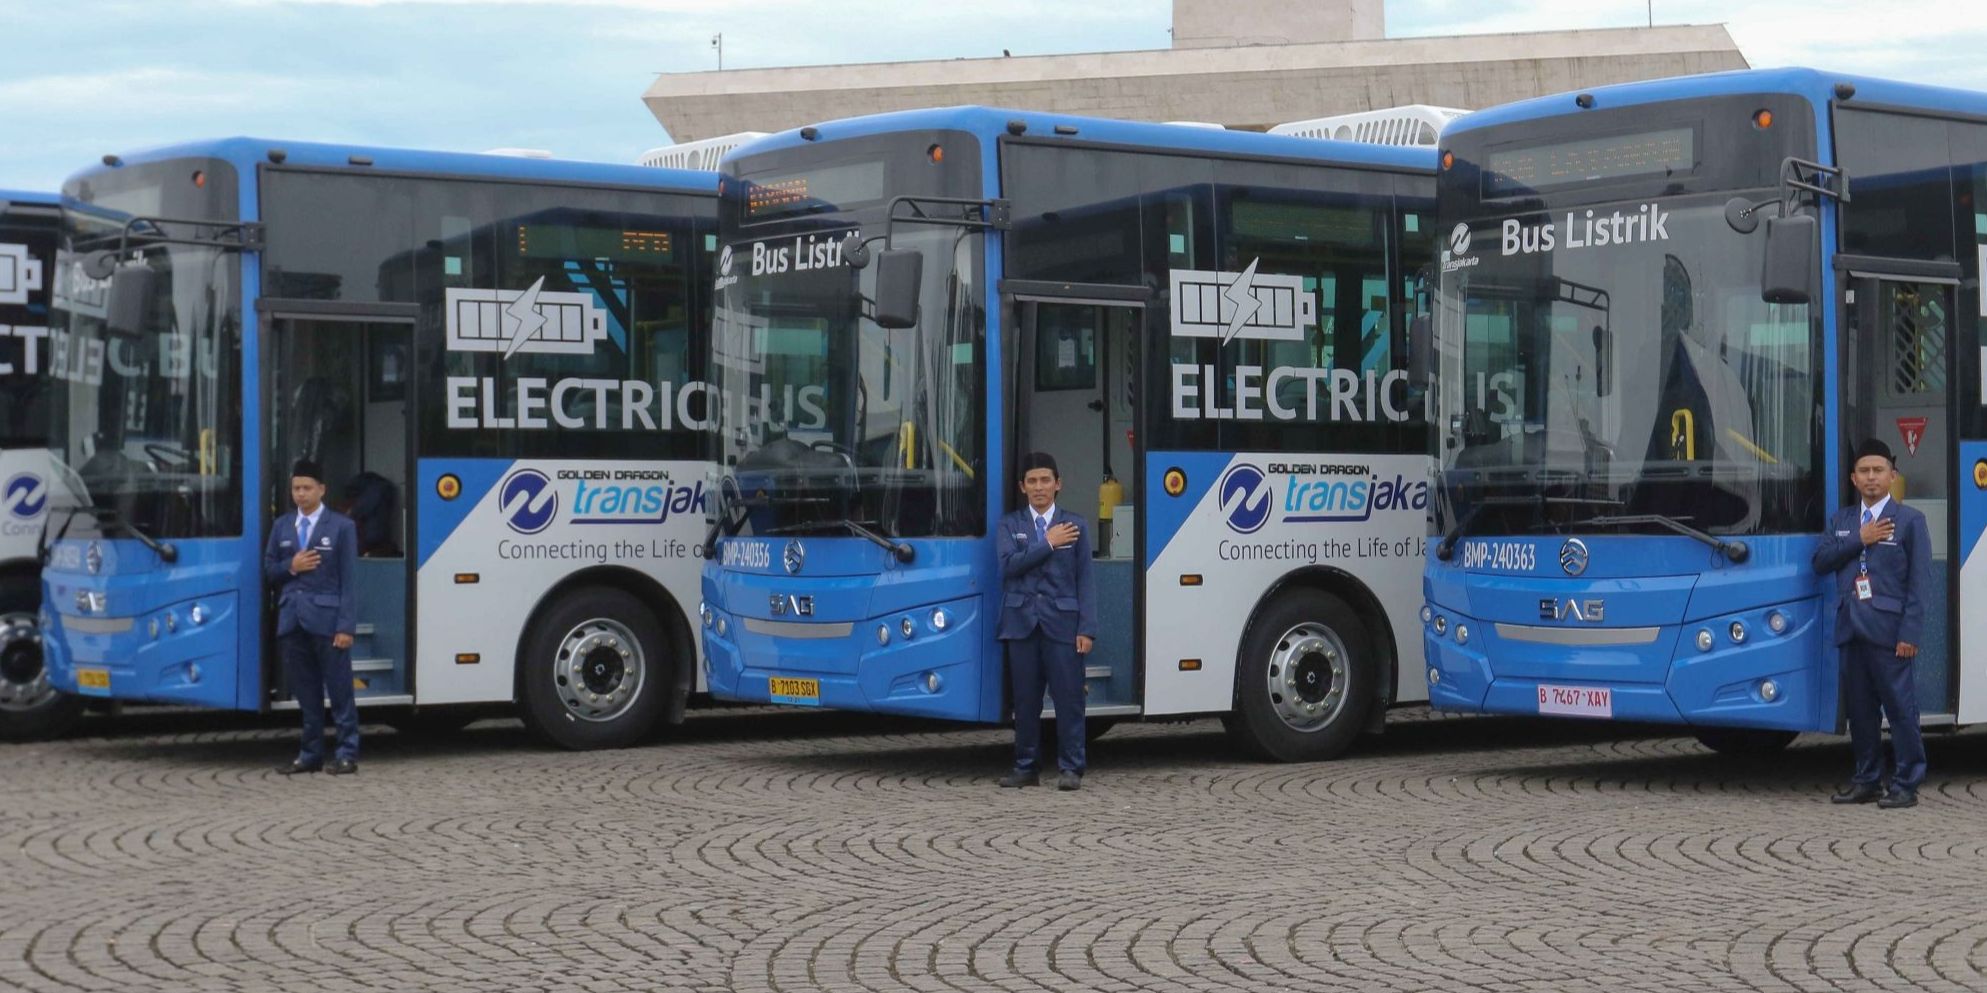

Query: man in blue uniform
left=1814, top=438, right=1931, bottom=809
left=996, top=452, right=1098, bottom=791
left=265, top=459, right=362, bottom=776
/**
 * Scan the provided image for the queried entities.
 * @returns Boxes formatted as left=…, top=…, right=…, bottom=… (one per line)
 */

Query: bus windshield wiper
left=766, top=518, right=915, bottom=563
left=1568, top=513, right=1749, bottom=563
left=1435, top=494, right=1620, bottom=560
left=46, top=504, right=180, bottom=564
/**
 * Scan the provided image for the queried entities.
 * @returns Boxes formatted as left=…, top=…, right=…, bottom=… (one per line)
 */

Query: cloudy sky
left=2, top=0, right=1983, bottom=191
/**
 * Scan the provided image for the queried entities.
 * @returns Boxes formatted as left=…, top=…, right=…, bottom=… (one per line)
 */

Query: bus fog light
left=877, top=624, right=890, bottom=646
left=924, top=671, right=941, bottom=693
left=901, top=617, right=915, bottom=639
left=1433, top=616, right=1447, bottom=636
left=714, top=616, right=727, bottom=637
left=1427, top=667, right=1440, bottom=686
left=1420, top=605, right=1433, bottom=624
left=187, top=663, right=201, bottom=684
left=930, top=609, right=949, bottom=632
left=1729, top=621, right=1747, bottom=644
left=1767, top=610, right=1788, bottom=634
left=1455, top=624, right=1469, bottom=645
left=1695, top=629, right=1713, bottom=652
left=1760, top=679, right=1780, bottom=702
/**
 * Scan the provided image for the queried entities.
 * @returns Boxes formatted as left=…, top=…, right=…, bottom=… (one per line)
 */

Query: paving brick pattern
left=3, top=707, right=1985, bottom=992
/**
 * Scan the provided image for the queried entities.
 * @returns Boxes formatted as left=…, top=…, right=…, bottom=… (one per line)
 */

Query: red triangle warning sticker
left=1896, top=416, right=1928, bottom=456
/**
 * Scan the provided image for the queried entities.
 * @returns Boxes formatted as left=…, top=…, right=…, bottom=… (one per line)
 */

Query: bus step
left=1083, top=665, right=1112, bottom=679
left=1041, top=703, right=1142, bottom=718
left=351, top=658, right=396, bottom=673
left=273, top=693, right=414, bottom=711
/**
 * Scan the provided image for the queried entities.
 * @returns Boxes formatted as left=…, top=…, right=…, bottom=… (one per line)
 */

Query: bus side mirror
left=105, top=265, right=157, bottom=336
left=1760, top=213, right=1815, bottom=305
left=1407, top=314, right=1433, bottom=386
left=871, top=248, right=922, bottom=329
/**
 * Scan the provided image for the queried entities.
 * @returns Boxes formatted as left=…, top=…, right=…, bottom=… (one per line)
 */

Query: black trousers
left=281, top=629, right=359, bottom=764
left=1007, top=632, right=1084, bottom=774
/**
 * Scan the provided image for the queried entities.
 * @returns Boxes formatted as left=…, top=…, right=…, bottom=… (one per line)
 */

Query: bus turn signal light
left=1179, top=659, right=1202, bottom=671
left=455, top=653, right=480, bottom=665
left=1753, top=109, right=1773, bottom=129
left=1180, top=574, right=1203, bottom=586
left=454, top=573, right=479, bottom=584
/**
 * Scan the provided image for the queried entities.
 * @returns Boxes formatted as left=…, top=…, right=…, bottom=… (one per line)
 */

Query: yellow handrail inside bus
left=1722, top=428, right=1779, bottom=464
left=1669, top=409, right=1695, bottom=460
left=899, top=421, right=916, bottom=468
left=939, top=440, right=974, bottom=478
left=199, top=429, right=216, bottom=476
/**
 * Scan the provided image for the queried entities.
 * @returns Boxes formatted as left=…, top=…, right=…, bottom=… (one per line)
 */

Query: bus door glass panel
left=267, top=316, right=412, bottom=702
left=1019, top=299, right=1139, bottom=710
left=1844, top=276, right=1954, bottom=714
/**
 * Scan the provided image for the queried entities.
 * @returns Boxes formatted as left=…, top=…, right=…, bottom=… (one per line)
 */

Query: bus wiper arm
left=91, top=505, right=179, bottom=564
left=766, top=518, right=915, bottom=563
left=1572, top=514, right=1749, bottom=564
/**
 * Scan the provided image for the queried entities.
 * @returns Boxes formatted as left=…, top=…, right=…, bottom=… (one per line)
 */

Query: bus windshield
left=712, top=222, right=983, bottom=539
left=50, top=159, right=244, bottom=539
left=1435, top=192, right=1819, bottom=538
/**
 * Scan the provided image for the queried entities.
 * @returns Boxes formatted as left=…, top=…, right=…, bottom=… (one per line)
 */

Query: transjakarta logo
left=3, top=473, right=46, bottom=520
left=499, top=468, right=558, bottom=534
left=713, top=244, right=738, bottom=291
left=498, top=466, right=708, bottom=535
left=1218, top=463, right=1273, bottom=534
left=1441, top=223, right=1480, bottom=274
left=1168, top=257, right=1413, bottom=425
left=1501, top=203, right=1670, bottom=255
left=446, top=276, right=609, bottom=359
left=1218, top=461, right=1429, bottom=532
left=0, top=242, right=43, bottom=305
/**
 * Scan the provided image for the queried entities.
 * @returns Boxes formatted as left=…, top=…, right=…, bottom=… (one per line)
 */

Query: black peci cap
left=291, top=459, right=325, bottom=483
left=1017, top=451, right=1059, bottom=480
left=1853, top=438, right=1895, bottom=467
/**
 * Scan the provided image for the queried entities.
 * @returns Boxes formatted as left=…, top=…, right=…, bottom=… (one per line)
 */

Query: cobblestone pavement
left=3, top=706, right=1986, bottom=993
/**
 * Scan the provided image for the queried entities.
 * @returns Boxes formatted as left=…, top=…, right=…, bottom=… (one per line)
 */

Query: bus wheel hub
left=554, top=619, right=644, bottom=723
left=1266, top=622, right=1347, bottom=732
left=0, top=613, right=53, bottom=712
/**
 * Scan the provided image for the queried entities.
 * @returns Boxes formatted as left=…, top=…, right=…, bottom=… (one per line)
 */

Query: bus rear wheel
left=1224, top=589, right=1375, bottom=762
left=0, top=580, right=85, bottom=741
left=1692, top=727, right=1798, bottom=756
left=519, top=587, right=668, bottom=750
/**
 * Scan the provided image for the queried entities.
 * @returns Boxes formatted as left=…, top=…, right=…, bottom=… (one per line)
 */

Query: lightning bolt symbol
left=1219, top=257, right=1263, bottom=346
left=502, top=276, right=550, bottom=360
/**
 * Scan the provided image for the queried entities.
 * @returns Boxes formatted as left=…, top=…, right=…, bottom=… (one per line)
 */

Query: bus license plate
left=75, top=667, right=112, bottom=696
left=1537, top=683, right=1611, bottom=719
left=768, top=676, right=820, bottom=706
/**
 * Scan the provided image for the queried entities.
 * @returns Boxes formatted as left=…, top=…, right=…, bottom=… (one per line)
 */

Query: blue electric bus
left=38, top=140, right=718, bottom=748
left=701, top=107, right=1438, bottom=761
left=1424, top=67, right=1987, bottom=750
left=1, top=190, right=86, bottom=738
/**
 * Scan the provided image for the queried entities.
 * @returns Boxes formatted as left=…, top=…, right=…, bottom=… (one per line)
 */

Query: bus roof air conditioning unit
left=1269, top=105, right=1468, bottom=147
left=638, top=132, right=770, bottom=171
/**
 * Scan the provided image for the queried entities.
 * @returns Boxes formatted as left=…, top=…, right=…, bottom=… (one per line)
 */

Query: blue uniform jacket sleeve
left=264, top=517, right=293, bottom=586
left=1900, top=509, right=1931, bottom=647
left=1812, top=512, right=1861, bottom=576
left=999, top=514, right=1052, bottom=579
left=336, top=516, right=359, bottom=637
left=1074, top=520, right=1097, bottom=640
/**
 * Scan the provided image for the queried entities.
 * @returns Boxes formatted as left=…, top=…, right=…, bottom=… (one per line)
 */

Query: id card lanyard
left=1856, top=511, right=1874, bottom=601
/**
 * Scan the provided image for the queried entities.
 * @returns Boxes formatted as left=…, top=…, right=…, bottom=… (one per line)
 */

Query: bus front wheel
left=1692, top=727, right=1798, bottom=756
left=1224, top=589, right=1375, bottom=762
left=0, top=578, right=85, bottom=742
left=519, top=586, right=668, bottom=750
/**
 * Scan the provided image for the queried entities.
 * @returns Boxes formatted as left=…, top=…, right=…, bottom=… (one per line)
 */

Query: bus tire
left=518, top=586, right=667, bottom=750
left=1224, top=588, right=1375, bottom=762
left=1692, top=727, right=1798, bottom=756
left=0, top=578, right=85, bottom=742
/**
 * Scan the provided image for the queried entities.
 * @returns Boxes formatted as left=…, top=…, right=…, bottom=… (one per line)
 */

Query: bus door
left=263, top=311, right=415, bottom=708
left=1841, top=268, right=1957, bottom=719
left=1012, top=292, right=1143, bottom=717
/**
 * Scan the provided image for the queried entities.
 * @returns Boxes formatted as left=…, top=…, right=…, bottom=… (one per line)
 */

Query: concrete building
left=641, top=1, right=1747, bottom=143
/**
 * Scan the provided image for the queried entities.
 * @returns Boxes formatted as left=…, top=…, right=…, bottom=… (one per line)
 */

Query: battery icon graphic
left=1169, top=263, right=1315, bottom=343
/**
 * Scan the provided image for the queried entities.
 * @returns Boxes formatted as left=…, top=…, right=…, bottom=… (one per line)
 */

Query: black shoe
left=276, top=760, right=321, bottom=776
left=326, top=758, right=359, bottom=776
left=1830, top=783, right=1883, bottom=804
left=1057, top=771, right=1082, bottom=791
left=997, top=769, right=1039, bottom=788
left=1877, top=788, right=1918, bottom=809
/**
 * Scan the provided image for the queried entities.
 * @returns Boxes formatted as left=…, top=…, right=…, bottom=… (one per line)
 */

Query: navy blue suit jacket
left=1812, top=499, right=1932, bottom=648
left=996, top=506, right=1098, bottom=643
left=264, top=508, right=360, bottom=639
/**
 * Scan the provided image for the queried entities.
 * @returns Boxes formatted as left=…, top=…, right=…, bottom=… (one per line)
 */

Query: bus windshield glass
left=51, top=159, right=244, bottom=539
left=1436, top=107, right=1821, bottom=539
left=711, top=136, right=985, bottom=540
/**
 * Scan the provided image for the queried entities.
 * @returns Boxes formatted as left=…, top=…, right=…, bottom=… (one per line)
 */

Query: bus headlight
left=700, top=602, right=713, bottom=628
left=714, top=616, right=728, bottom=637
left=1695, top=629, right=1714, bottom=652
left=1455, top=624, right=1469, bottom=645
left=1433, top=616, right=1447, bottom=636
left=1729, top=620, right=1747, bottom=644
left=1420, top=605, right=1433, bottom=624
left=1766, top=610, right=1788, bottom=634
left=189, top=604, right=207, bottom=626
left=930, top=609, right=949, bottom=632
left=900, top=617, right=916, bottom=640
left=876, top=624, right=890, bottom=646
